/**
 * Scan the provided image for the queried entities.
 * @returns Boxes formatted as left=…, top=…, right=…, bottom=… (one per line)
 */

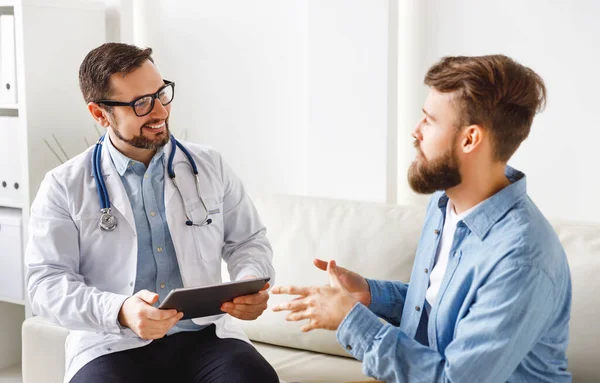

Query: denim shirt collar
left=104, top=134, right=164, bottom=176
left=436, top=166, right=527, bottom=240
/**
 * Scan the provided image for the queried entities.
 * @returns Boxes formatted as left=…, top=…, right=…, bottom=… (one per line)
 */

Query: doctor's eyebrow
left=422, top=108, right=437, bottom=122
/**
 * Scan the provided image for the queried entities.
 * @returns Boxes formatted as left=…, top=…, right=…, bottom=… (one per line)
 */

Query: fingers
left=221, top=302, right=267, bottom=313
left=145, top=305, right=180, bottom=321
left=135, top=312, right=184, bottom=340
left=224, top=306, right=265, bottom=320
left=313, top=258, right=328, bottom=271
left=260, top=282, right=271, bottom=291
left=272, top=298, right=308, bottom=312
left=135, top=289, right=159, bottom=305
left=285, top=310, right=312, bottom=322
left=271, top=285, right=312, bottom=296
left=327, top=260, right=343, bottom=288
left=233, top=290, right=269, bottom=304
left=300, top=321, right=319, bottom=332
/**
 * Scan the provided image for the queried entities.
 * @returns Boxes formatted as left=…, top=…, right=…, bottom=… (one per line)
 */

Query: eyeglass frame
left=95, top=80, right=175, bottom=117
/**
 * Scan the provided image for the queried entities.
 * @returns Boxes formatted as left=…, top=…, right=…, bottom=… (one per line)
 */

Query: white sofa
left=22, top=195, right=600, bottom=382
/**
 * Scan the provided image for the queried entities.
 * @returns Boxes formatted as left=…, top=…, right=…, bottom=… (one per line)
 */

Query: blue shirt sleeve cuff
left=336, top=302, right=385, bottom=361
left=366, top=278, right=392, bottom=315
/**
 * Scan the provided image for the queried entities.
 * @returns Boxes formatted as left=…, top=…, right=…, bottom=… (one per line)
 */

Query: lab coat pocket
left=189, top=200, right=224, bottom=263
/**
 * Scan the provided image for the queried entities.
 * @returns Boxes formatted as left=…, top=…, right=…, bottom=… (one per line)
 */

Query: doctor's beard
left=111, top=117, right=171, bottom=150
left=408, top=138, right=462, bottom=194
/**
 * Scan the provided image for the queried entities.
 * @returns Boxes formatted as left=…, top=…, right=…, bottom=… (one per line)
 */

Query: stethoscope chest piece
left=99, top=209, right=117, bottom=231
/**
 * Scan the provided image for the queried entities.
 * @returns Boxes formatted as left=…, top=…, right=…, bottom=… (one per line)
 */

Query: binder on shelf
left=0, top=14, right=17, bottom=105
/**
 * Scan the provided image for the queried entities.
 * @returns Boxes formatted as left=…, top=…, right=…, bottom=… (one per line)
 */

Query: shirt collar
left=436, top=166, right=527, bottom=240
left=104, top=134, right=164, bottom=176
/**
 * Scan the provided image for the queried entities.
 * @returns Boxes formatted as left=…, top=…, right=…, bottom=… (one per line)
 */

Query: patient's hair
left=78, top=42, right=154, bottom=105
left=424, top=55, right=547, bottom=162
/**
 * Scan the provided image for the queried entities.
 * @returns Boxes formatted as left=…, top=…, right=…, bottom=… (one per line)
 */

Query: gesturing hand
left=312, top=258, right=371, bottom=306
left=118, top=289, right=183, bottom=340
left=271, top=260, right=359, bottom=332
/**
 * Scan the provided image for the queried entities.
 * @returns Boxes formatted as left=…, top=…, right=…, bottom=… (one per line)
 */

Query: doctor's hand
left=313, top=258, right=371, bottom=306
left=271, top=260, right=358, bottom=332
left=118, top=290, right=183, bottom=340
left=221, top=275, right=270, bottom=320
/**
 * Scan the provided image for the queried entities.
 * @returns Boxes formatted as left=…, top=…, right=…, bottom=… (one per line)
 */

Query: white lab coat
left=25, top=139, right=275, bottom=382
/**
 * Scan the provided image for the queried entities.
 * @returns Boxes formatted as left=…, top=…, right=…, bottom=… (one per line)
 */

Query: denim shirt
left=105, top=137, right=202, bottom=334
left=336, top=167, right=572, bottom=382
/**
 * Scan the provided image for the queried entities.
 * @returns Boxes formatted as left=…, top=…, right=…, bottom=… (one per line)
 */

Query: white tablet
left=158, top=277, right=271, bottom=320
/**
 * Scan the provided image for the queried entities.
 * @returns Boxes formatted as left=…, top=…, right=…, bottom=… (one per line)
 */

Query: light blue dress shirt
left=336, top=167, right=572, bottom=382
left=105, top=137, right=202, bottom=334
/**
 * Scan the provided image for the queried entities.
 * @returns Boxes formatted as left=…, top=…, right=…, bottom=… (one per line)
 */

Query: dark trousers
left=70, top=325, right=279, bottom=383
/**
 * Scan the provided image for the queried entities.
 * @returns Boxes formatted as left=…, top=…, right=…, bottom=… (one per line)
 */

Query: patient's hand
left=220, top=275, right=270, bottom=320
left=118, top=290, right=183, bottom=340
left=271, top=260, right=358, bottom=332
left=313, top=258, right=371, bottom=306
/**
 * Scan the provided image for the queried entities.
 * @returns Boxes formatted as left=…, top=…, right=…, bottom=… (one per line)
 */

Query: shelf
left=0, top=198, right=22, bottom=209
left=0, top=104, right=18, bottom=110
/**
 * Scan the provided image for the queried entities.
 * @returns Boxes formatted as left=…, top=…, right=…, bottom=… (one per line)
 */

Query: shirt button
left=424, top=268, right=429, bottom=274
left=129, top=282, right=133, bottom=286
left=157, top=246, right=163, bottom=252
left=434, top=229, right=440, bottom=235
left=160, top=283, right=166, bottom=289
left=346, top=344, right=352, bottom=351
left=415, top=305, right=421, bottom=312
left=150, top=211, right=156, bottom=217
left=144, top=174, right=149, bottom=179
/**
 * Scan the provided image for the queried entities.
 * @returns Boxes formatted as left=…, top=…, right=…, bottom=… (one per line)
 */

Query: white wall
left=107, top=0, right=598, bottom=221
left=418, top=0, right=600, bottom=222
left=131, top=0, right=392, bottom=202
left=306, top=1, right=389, bottom=202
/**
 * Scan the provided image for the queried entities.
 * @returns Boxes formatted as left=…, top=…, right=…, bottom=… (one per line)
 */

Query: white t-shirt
left=425, top=199, right=479, bottom=308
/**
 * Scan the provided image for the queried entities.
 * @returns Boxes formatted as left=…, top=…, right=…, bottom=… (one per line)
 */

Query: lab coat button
left=424, top=268, right=429, bottom=274
left=150, top=211, right=156, bottom=217
left=434, top=229, right=440, bottom=235
left=415, top=305, right=421, bottom=312
left=157, top=246, right=163, bottom=252
left=160, top=283, right=166, bottom=289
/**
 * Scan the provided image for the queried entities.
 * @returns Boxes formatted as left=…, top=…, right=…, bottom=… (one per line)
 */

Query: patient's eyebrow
left=422, top=108, right=437, bottom=122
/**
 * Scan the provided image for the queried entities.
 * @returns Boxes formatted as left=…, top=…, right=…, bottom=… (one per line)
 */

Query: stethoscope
left=93, top=133, right=212, bottom=231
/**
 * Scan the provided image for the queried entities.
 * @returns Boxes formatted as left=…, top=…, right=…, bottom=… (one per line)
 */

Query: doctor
left=25, top=42, right=278, bottom=383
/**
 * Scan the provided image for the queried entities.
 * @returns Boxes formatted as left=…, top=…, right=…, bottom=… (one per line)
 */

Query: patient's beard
left=408, top=140, right=462, bottom=194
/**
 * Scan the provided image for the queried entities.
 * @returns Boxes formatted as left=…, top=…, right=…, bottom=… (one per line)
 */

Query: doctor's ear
left=87, top=102, right=111, bottom=128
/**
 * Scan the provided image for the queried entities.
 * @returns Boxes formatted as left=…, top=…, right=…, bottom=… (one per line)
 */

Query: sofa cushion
left=254, top=342, right=373, bottom=382
left=233, top=195, right=425, bottom=358
left=550, top=221, right=600, bottom=382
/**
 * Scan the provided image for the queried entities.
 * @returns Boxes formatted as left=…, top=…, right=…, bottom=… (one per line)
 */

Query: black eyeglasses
left=96, top=80, right=175, bottom=117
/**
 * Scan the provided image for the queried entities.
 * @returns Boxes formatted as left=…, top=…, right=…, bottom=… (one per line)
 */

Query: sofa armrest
left=22, top=316, right=68, bottom=383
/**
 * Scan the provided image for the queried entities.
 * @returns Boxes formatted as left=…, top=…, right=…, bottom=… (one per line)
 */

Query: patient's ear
left=459, top=124, right=484, bottom=154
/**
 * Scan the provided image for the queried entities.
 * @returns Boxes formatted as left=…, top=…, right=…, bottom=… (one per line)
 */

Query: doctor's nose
left=150, top=98, right=170, bottom=119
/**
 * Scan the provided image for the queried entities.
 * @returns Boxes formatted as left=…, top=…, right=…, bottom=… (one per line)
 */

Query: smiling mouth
left=145, top=121, right=165, bottom=130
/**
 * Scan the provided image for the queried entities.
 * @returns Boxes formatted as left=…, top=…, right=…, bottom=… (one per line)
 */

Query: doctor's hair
left=79, top=42, right=155, bottom=107
left=424, top=55, right=547, bottom=162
